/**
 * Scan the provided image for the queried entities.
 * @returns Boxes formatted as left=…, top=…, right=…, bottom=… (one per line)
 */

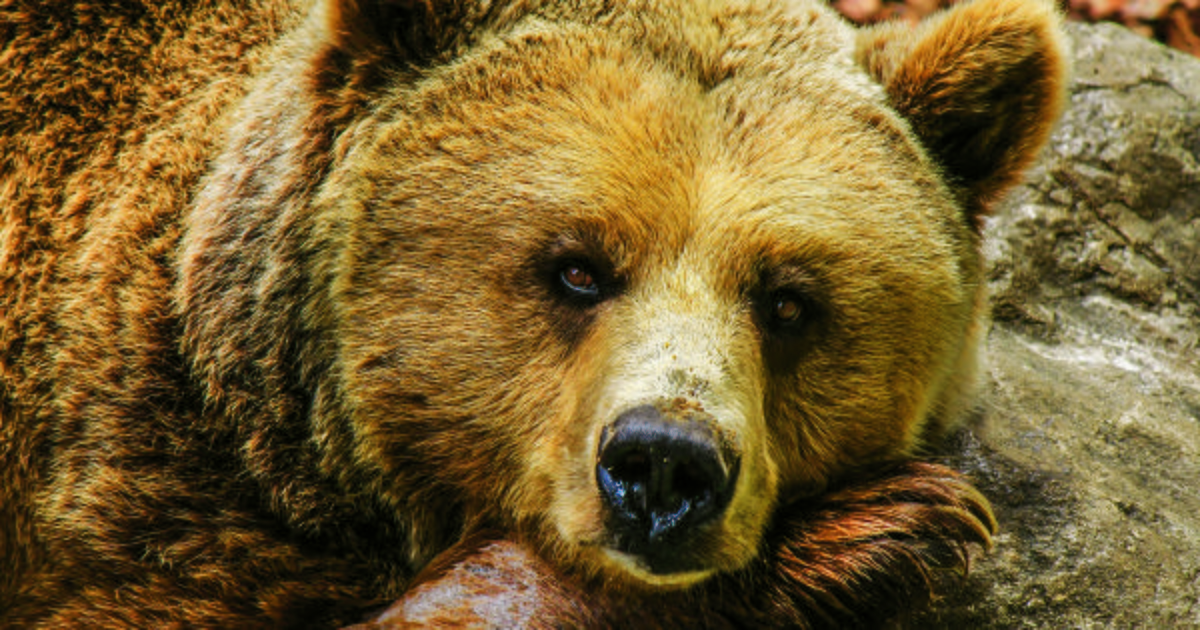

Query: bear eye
left=773, top=294, right=803, bottom=323
left=766, top=290, right=809, bottom=330
left=559, top=262, right=600, bottom=299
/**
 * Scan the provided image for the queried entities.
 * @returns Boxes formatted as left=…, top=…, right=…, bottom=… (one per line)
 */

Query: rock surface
left=918, top=21, right=1200, bottom=628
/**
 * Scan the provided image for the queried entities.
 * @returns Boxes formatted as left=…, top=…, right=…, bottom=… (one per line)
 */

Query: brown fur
left=1, top=0, right=1065, bottom=626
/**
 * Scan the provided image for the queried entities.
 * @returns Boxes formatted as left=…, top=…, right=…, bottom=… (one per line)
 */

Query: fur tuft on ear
left=322, top=0, right=461, bottom=65
left=856, top=0, right=1069, bottom=221
left=309, top=0, right=492, bottom=120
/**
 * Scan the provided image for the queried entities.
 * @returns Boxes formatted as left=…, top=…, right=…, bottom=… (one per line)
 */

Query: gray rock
left=917, top=22, right=1200, bottom=628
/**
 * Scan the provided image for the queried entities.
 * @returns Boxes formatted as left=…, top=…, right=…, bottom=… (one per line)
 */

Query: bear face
left=181, top=0, right=1065, bottom=592
left=327, top=35, right=978, bottom=583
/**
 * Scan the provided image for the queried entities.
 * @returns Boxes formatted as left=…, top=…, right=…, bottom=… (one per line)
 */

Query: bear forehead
left=378, top=0, right=899, bottom=156
left=334, top=0, right=971, bottom=309
left=356, top=9, right=961, bottom=259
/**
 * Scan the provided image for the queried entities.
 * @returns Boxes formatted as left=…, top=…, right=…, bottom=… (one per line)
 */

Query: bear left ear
left=312, top=0, right=491, bottom=116
left=856, top=0, right=1069, bottom=222
left=323, top=0, right=466, bottom=64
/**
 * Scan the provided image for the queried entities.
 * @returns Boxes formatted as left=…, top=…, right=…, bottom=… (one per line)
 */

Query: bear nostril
left=596, top=405, right=739, bottom=557
left=670, top=460, right=713, bottom=506
left=609, top=451, right=652, bottom=486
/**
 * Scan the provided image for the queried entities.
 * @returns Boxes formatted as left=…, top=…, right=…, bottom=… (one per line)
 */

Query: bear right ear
left=856, top=0, right=1068, bottom=224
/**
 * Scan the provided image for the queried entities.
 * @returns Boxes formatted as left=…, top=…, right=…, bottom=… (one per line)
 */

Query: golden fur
left=2, top=0, right=1065, bottom=625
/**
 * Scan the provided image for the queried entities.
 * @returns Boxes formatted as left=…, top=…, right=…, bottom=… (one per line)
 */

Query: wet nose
left=596, top=405, right=739, bottom=563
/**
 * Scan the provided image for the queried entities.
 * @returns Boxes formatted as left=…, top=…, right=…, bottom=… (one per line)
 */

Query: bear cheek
left=766, top=287, right=972, bottom=496
left=530, top=333, right=620, bottom=548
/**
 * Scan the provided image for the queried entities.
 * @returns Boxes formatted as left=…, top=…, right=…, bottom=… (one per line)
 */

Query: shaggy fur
left=1, top=0, right=1065, bottom=626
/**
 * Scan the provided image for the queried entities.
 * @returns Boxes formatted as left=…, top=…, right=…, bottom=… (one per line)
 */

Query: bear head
left=180, top=0, right=1065, bottom=588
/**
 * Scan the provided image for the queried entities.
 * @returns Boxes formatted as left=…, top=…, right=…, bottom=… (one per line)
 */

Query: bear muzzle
left=596, top=403, right=741, bottom=575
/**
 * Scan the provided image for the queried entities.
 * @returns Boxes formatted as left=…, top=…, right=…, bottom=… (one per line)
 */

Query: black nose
left=596, top=405, right=739, bottom=563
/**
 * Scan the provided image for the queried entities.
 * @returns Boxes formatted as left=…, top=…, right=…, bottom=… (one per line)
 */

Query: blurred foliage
left=833, top=0, right=1200, bottom=57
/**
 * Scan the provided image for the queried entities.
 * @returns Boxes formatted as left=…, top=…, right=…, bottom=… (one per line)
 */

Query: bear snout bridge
left=596, top=405, right=740, bottom=573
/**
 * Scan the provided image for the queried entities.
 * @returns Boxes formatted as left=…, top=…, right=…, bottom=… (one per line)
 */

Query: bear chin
left=600, top=549, right=717, bottom=586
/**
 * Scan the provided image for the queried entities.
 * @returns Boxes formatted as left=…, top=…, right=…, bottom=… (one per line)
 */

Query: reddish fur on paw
left=345, top=533, right=597, bottom=629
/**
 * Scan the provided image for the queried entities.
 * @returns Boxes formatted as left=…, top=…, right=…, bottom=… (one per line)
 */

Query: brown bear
left=0, top=0, right=1066, bottom=626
